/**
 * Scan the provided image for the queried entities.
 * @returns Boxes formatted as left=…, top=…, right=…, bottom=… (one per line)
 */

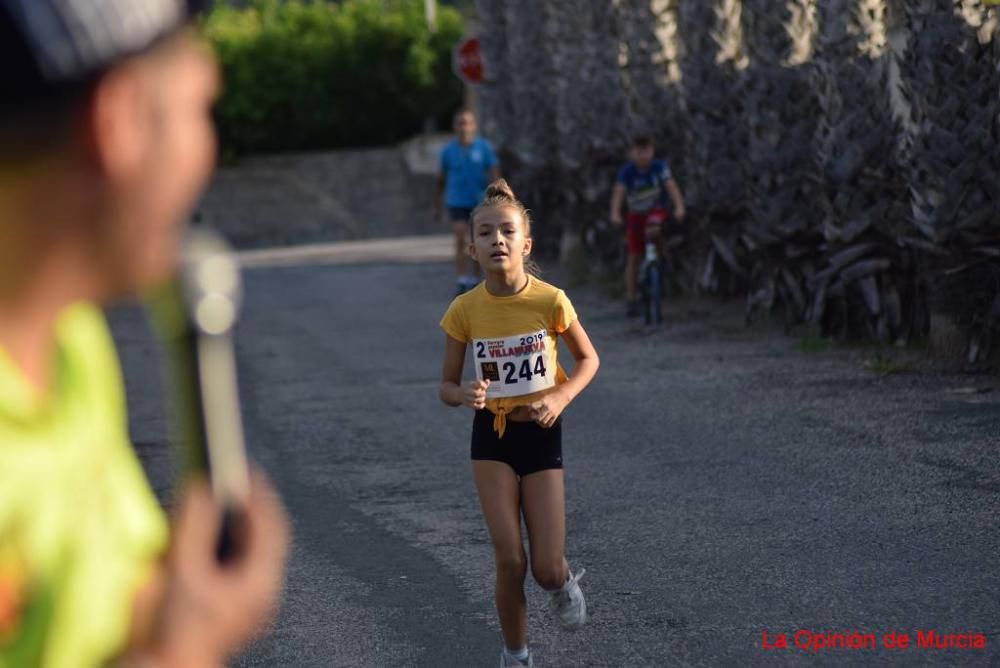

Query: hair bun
left=485, top=178, right=515, bottom=201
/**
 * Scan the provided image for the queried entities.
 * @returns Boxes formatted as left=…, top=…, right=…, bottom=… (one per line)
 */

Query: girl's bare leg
left=473, top=461, right=528, bottom=649
left=521, top=469, right=569, bottom=590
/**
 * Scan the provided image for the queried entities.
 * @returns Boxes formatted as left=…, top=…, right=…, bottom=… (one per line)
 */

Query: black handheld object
left=146, top=228, right=251, bottom=562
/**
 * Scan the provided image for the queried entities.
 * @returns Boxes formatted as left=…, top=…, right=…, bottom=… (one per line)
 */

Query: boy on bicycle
left=610, top=136, right=686, bottom=317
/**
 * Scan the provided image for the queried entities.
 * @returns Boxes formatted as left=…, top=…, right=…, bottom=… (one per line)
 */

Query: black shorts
left=448, top=206, right=475, bottom=223
left=471, top=409, right=563, bottom=477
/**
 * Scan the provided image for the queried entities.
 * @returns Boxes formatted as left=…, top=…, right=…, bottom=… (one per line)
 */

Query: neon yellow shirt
left=440, top=276, right=578, bottom=437
left=0, top=303, right=168, bottom=668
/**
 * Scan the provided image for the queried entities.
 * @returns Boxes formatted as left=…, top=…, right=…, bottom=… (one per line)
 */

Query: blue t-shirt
left=440, top=138, right=498, bottom=208
left=616, top=159, right=672, bottom=212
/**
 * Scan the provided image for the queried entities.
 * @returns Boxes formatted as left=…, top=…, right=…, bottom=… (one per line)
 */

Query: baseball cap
left=1, top=0, right=208, bottom=108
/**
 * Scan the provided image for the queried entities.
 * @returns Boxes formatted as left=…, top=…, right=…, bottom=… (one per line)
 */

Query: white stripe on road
left=237, top=234, right=453, bottom=269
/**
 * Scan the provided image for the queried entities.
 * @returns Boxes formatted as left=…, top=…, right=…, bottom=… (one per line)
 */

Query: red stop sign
left=453, top=36, right=484, bottom=85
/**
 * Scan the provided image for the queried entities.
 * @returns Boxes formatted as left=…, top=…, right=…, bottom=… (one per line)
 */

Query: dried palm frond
left=809, top=0, right=928, bottom=344
left=677, top=0, right=750, bottom=296
left=894, top=0, right=1000, bottom=360
left=739, top=0, right=823, bottom=329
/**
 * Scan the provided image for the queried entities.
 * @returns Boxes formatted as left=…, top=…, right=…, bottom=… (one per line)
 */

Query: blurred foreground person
left=0, top=1, right=288, bottom=665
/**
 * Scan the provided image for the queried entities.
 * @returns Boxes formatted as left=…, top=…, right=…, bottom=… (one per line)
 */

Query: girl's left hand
left=529, top=391, right=569, bottom=428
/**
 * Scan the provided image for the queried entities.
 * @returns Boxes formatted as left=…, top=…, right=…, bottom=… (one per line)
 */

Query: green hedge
left=202, top=0, right=465, bottom=158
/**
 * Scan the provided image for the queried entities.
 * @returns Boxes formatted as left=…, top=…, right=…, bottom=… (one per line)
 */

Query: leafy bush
left=201, top=0, right=465, bottom=158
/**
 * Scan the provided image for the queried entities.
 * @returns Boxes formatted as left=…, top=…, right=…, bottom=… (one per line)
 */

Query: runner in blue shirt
left=435, top=109, right=501, bottom=294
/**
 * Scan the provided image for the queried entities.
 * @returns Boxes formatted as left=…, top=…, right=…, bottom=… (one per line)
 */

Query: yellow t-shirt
left=0, top=303, right=168, bottom=668
left=440, top=276, right=578, bottom=437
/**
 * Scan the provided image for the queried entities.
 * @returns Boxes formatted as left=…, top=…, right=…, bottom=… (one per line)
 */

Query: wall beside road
left=199, top=134, right=449, bottom=248
left=474, top=0, right=1000, bottom=361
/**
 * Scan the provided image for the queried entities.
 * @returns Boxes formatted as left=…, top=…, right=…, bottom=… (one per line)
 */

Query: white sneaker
left=500, top=648, right=533, bottom=667
left=548, top=568, right=588, bottom=630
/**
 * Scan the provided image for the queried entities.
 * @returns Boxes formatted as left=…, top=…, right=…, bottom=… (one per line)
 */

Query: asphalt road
left=111, top=254, right=1000, bottom=667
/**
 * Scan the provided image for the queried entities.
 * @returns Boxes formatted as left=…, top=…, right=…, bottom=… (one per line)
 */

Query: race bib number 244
left=473, top=330, right=554, bottom=398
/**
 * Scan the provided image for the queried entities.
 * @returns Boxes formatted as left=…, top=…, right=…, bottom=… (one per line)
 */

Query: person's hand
left=610, top=212, right=623, bottom=226
left=674, top=204, right=686, bottom=222
left=144, top=472, right=290, bottom=667
left=529, top=390, right=569, bottom=428
left=461, top=379, right=489, bottom=409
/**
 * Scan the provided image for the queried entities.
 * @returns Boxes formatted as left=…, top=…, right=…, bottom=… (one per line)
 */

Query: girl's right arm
left=439, top=335, right=489, bottom=408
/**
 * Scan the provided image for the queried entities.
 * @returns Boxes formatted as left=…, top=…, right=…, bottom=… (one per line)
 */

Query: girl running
left=439, top=180, right=600, bottom=667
